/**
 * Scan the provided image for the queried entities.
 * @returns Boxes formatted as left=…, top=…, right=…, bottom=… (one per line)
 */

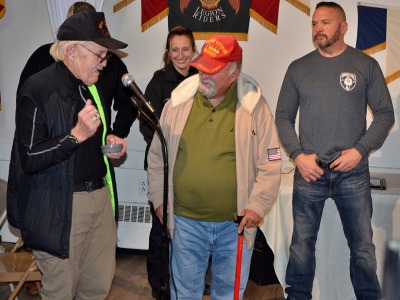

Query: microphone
left=122, top=73, right=156, bottom=115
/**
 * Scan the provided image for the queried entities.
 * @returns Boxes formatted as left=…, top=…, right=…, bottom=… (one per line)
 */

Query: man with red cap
left=147, top=35, right=281, bottom=299
left=8, top=11, right=128, bottom=299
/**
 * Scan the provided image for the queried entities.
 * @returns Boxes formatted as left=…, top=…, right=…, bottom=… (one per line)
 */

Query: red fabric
left=251, top=0, right=280, bottom=27
left=141, top=0, right=168, bottom=27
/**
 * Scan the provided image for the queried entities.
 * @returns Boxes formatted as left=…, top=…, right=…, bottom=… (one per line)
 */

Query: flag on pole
left=250, top=0, right=280, bottom=34
left=356, top=5, right=387, bottom=55
left=141, top=0, right=168, bottom=32
left=285, top=0, right=310, bottom=16
left=356, top=4, right=400, bottom=84
left=0, top=0, right=6, bottom=19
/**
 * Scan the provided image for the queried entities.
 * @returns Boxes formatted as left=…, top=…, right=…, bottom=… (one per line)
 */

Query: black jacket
left=139, top=63, right=197, bottom=168
left=16, top=43, right=136, bottom=222
left=8, top=62, right=108, bottom=258
left=98, top=53, right=137, bottom=138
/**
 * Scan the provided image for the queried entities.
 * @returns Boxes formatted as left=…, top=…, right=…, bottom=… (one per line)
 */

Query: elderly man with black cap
left=147, top=35, right=281, bottom=299
left=7, top=11, right=127, bottom=299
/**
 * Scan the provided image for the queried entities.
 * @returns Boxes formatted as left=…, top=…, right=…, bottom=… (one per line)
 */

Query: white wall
left=0, top=0, right=399, bottom=243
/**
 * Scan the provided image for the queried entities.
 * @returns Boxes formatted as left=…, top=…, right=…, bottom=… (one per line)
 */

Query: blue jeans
left=285, top=167, right=381, bottom=300
left=170, top=215, right=253, bottom=300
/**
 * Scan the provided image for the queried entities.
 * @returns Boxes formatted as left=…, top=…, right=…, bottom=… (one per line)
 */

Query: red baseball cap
left=191, top=35, right=242, bottom=74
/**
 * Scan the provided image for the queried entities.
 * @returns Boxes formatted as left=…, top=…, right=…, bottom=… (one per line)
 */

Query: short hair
left=67, top=2, right=96, bottom=17
left=50, top=40, right=77, bottom=61
left=315, top=2, right=346, bottom=21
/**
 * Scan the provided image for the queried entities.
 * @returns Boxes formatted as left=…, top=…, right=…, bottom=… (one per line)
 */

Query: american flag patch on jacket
left=268, top=148, right=281, bottom=161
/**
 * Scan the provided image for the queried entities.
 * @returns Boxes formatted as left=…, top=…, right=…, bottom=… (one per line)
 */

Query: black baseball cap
left=57, top=11, right=127, bottom=49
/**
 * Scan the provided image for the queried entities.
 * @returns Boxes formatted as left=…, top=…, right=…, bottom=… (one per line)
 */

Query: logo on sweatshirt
left=340, top=72, right=356, bottom=91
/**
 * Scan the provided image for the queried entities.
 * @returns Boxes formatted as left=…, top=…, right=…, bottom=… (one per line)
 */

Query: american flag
left=268, top=148, right=281, bottom=161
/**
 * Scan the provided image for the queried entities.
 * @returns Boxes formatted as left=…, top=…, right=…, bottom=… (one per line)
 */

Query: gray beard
left=199, top=79, right=216, bottom=99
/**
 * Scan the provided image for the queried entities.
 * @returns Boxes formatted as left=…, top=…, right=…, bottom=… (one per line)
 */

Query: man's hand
left=237, top=209, right=263, bottom=233
left=105, top=134, right=127, bottom=159
left=295, top=153, right=324, bottom=182
left=330, top=148, right=362, bottom=172
left=71, top=100, right=101, bottom=143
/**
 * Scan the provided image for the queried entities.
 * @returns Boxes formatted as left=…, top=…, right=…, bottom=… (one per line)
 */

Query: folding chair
left=0, top=178, right=42, bottom=300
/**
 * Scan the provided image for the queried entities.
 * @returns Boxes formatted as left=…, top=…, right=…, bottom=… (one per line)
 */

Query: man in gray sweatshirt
left=275, top=2, right=394, bottom=300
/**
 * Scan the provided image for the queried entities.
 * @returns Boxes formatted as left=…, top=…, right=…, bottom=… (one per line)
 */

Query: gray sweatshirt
left=275, top=46, right=394, bottom=168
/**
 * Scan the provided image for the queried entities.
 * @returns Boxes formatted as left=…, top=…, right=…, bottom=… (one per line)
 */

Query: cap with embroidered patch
left=190, top=35, right=242, bottom=75
left=57, top=11, right=127, bottom=49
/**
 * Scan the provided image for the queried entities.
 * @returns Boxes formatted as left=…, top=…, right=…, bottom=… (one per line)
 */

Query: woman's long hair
left=159, top=26, right=196, bottom=71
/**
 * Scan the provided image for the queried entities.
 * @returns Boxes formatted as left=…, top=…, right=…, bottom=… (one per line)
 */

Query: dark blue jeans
left=285, top=167, right=381, bottom=300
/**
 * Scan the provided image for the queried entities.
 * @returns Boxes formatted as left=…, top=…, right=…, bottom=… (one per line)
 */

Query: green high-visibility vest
left=88, top=84, right=115, bottom=215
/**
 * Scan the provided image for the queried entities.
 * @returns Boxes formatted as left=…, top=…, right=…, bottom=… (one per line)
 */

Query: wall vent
left=118, top=203, right=152, bottom=223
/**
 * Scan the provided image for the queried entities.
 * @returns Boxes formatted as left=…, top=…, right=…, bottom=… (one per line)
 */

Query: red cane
left=234, top=216, right=244, bottom=300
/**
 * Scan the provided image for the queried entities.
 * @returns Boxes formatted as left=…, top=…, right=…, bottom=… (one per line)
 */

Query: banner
left=0, top=0, right=6, bottom=19
left=168, top=0, right=252, bottom=41
left=142, top=0, right=281, bottom=40
left=356, top=5, right=400, bottom=84
left=141, top=0, right=168, bottom=32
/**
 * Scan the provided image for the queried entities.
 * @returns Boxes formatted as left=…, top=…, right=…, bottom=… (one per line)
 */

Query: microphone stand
left=130, top=96, right=170, bottom=300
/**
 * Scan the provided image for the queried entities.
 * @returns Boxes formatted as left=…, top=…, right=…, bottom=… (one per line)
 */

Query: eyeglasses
left=76, top=43, right=111, bottom=63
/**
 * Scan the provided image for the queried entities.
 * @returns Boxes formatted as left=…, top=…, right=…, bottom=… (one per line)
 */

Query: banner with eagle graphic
left=142, top=0, right=280, bottom=41
left=169, top=0, right=252, bottom=40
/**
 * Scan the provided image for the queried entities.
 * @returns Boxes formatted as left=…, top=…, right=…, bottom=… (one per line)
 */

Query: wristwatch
left=67, top=134, right=79, bottom=145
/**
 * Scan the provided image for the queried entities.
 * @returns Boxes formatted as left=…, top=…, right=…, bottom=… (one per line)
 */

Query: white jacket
left=147, top=73, right=281, bottom=249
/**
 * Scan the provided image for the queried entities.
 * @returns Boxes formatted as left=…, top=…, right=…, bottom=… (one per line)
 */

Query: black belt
left=316, top=160, right=333, bottom=169
left=74, top=178, right=105, bottom=192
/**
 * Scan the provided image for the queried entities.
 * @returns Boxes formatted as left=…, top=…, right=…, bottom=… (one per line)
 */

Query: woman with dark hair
left=139, top=26, right=198, bottom=300
left=140, top=26, right=197, bottom=163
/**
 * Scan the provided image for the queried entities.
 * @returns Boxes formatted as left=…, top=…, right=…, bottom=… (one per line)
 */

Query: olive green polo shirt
left=173, top=82, right=238, bottom=221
